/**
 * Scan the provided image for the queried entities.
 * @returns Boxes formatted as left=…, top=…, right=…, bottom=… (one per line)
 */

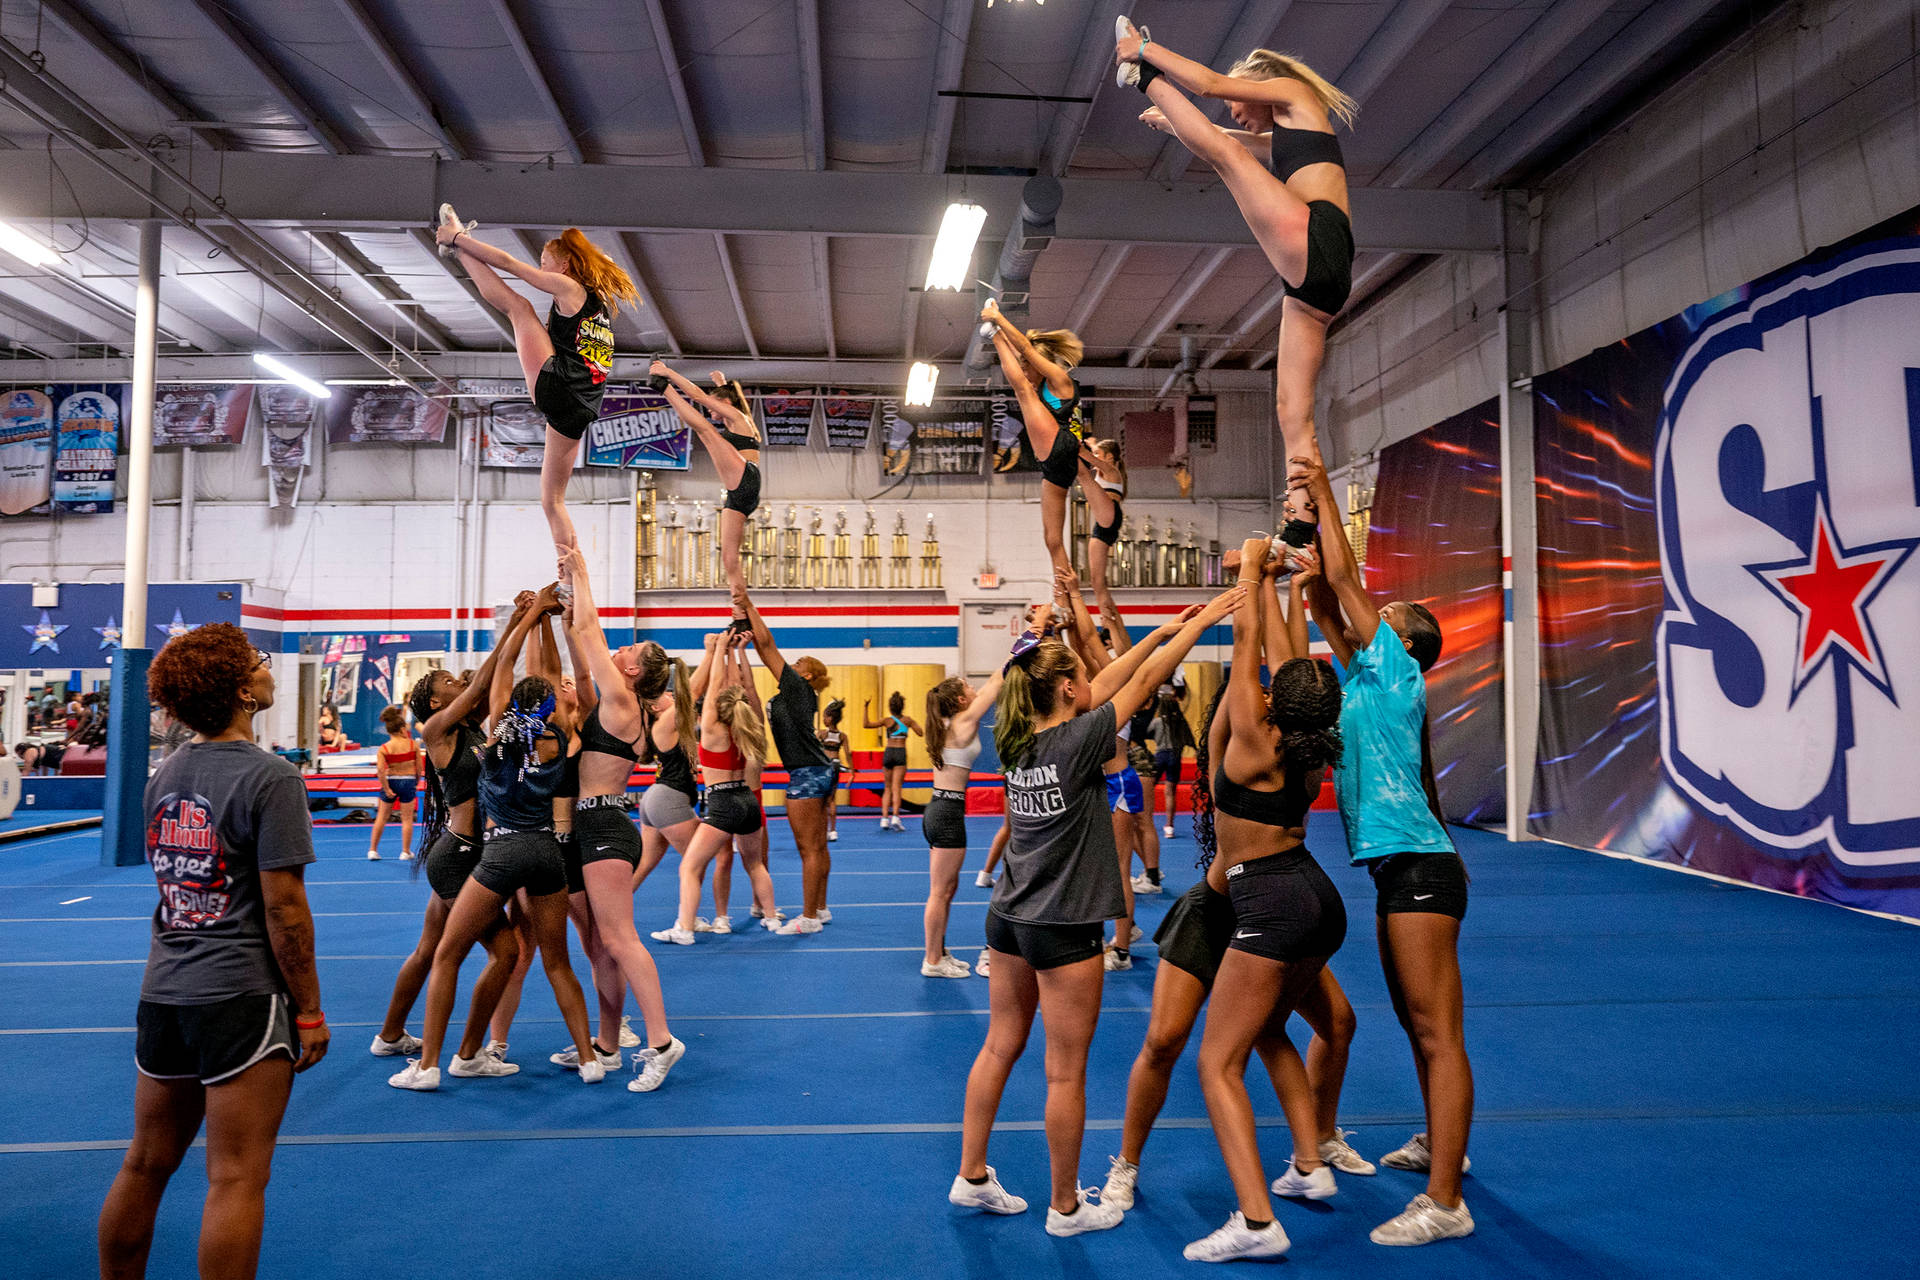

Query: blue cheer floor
left=1, top=813, right=1914, bottom=1278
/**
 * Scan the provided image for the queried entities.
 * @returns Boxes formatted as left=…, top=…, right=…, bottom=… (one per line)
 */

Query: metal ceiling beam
left=921, top=0, right=976, bottom=173
left=160, top=259, right=311, bottom=352
left=599, top=230, right=681, bottom=357
left=644, top=0, right=705, bottom=166
left=1153, top=0, right=1297, bottom=183
left=332, top=0, right=465, bottom=157
left=0, top=153, right=1504, bottom=253
left=812, top=236, right=836, bottom=361
left=412, top=229, right=515, bottom=343
left=1202, top=285, right=1286, bottom=369
left=37, top=0, right=203, bottom=128
left=1462, top=0, right=1730, bottom=189
left=1126, top=248, right=1235, bottom=366
left=1335, top=0, right=1452, bottom=107
left=712, top=234, right=759, bottom=360
left=1040, top=0, right=1131, bottom=176
left=181, top=0, right=352, bottom=152
left=1375, top=0, right=1615, bottom=187
left=484, top=0, right=583, bottom=165
left=308, top=231, right=455, bottom=351
left=1066, top=245, right=1132, bottom=334
left=797, top=0, right=826, bottom=171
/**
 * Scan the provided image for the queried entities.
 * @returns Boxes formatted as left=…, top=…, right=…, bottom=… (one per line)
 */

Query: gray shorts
left=641, top=783, right=699, bottom=830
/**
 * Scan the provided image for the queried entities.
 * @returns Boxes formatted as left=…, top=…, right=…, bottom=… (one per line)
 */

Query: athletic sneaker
left=366, top=850, right=381, bottom=861
left=1380, top=1132, right=1470, bottom=1174
left=750, top=904, right=787, bottom=923
left=1130, top=874, right=1162, bottom=895
left=922, top=954, right=973, bottom=979
left=628, top=1036, right=686, bottom=1092
left=1270, top=1161, right=1337, bottom=1199
left=1184, top=1212, right=1290, bottom=1262
left=449, top=1052, right=519, bottom=1078
left=1163, top=823, right=1174, bottom=838
left=387, top=1060, right=440, bottom=1091
left=1130, top=922, right=1144, bottom=942
left=435, top=203, right=477, bottom=256
left=1113, top=18, right=1151, bottom=89
left=1044, top=1188, right=1123, bottom=1237
left=549, top=1043, right=621, bottom=1070
left=398, top=851, right=414, bottom=861
left=828, top=829, right=838, bottom=842
left=973, top=952, right=991, bottom=977
left=693, top=917, right=716, bottom=932
left=1101, top=1155, right=1139, bottom=1211
left=578, top=1060, right=606, bottom=1084
left=1370, top=1194, right=1474, bottom=1246
left=759, top=915, right=783, bottom=932
left=709, top=915, right=733, bottom=934
left=817, top=908, right=833, bottom=924
left=484, top=1039, right=510, bottom=1062
left=948, top=1166, right=1027, bottom=1215
left=775, top=915, right=823, bottom=935
left=651, top=925, right=696, bottom=946
left=619, top=1016, right=640, bottom=1049
left=1320, top=1128, right=1376, bottom=1175
left=1104, top=948, right=1133, bottom=971
left=369, top=1031, right=421, bottom=1057
left=975, top=870, right=994, bottom=888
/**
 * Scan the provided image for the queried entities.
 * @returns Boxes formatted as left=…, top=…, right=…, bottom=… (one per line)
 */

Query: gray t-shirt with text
left=992, top=704, right=1124, bottom=926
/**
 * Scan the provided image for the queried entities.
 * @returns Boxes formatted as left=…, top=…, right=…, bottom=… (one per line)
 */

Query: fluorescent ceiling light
left=923, top=202, right=987, bottom=291
left=0, top=221, right=61, bottom=267
left=906, top=362, right=939, bottom=407
left=252, top=352, right=334, bottom=399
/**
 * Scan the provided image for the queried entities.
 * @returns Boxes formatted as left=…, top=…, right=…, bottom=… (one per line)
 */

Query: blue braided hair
left=494, top=676, right=557, bottom=782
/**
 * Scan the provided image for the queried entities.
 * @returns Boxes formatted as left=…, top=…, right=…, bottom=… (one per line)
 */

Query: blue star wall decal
left=23, top=610, right=67, bottom=654
left=94, top=615, right=122, bottom=650
left=153, top=608, right=196, bottom=642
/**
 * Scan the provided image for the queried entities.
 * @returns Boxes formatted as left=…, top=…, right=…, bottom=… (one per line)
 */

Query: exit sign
left=975, top=573, right=1000, bottom=589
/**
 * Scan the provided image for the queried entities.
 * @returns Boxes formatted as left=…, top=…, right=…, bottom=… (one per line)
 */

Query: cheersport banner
left=51, top=386, right=121, bottom=513
left=585, top=388, right=691, bottom=469
left=1362, top=399, right=1505, bottom=826
left=0, top=388, right=54, bottom=516
left=822, top=389, right=874, bottom=449
left=154, top=384, right=253, bottom=447
left=759, top=388, right=815, bottom=448
left=1531, top=204, right=1920, bottom=917
left=326, top=385, right=450, bottom=445
left=879, top=397, right=986, bottom=476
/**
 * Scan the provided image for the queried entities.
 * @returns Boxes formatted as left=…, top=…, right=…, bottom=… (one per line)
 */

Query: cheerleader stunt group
left=102, top=20, right=1477, bottom=1279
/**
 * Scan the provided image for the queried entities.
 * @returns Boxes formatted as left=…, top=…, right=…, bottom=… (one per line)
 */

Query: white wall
left=1320, top=0, right=1920, bottom=465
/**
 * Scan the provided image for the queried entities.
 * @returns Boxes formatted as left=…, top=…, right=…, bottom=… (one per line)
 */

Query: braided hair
left=1269, top=658, right=1344, bottom=774
left=406, top=672, right=451, bottom=862
left=492, top=676, right=557, bottom=782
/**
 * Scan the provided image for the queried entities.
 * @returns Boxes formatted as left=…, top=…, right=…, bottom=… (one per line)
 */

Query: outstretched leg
left=1040, top=480, right=1073, bottom=580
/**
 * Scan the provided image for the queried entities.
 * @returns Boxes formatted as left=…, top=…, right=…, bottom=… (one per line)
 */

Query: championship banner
left=822, top=389, right=875, bottom=450
left=987, top=388, right=1040, bottom=473
left=260, top=386, right=318, bottom=509
left=880, top=397, right=986, bottom=476
left=1528, top=204, right=1920, bottom=917
left=326, top=385, right=450, bottom=445
left=155, top=384, right=253, bottom=447
left=461, top=378, right=595, bottom=469
left=759, top=388, right=815, bottom=448
left=51, top=386, right=121, bottom=513
left=585, top=388, right=691, bottom=470
left=0, top=388, right=54, bottom=516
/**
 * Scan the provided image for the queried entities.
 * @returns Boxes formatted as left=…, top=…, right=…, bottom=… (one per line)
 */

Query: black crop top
left=579, top=705, right=641, bottom=763
left=438, top=724, right=483, bottom=808
left=653, top=740, right=697, bottom=799
left=716, top=423, right=760, bottom=453
left=1211, top=762, right=1317, bottom=829
left=1268, top=126, right=1345, bottom=183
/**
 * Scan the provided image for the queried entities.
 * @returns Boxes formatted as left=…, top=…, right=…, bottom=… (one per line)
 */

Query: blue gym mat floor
left=1, top=812, right=1914, bottom=1278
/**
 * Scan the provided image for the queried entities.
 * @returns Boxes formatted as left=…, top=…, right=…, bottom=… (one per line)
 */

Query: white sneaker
left=817, top=908, right=833, bottom=924
left=1104, top=947, right=1132, bottom=971
left=387, top=1060, right=440, bottom=1091
left=828, top=829, right=838, bottom=842
left=1184, top=1211, right=1289, bottom=1262
left=651, top=925, right=696, bottom=946
left=1101, top=1155, right=1139, bottom=1210
left=1044, top=1187, right=1123, bottom=1237
left=1113, top=18, right=1150, bottom=89
left=449, top=1052, right=519, bottom=1078
left=775, top=915, right=823, bottom=935
left=366, top=850, right=381, bottom=861
left=1130, top=874, right=1162, bottom=894
left=975, top=870, right=994, bottom=888
left=1130, top=922, right=1143, bottom=942
left=436, top=203, right=477, bottom=256
left=1370, top=1194, right=1474, bottom=1246
left=1380, top=1133, right=1470, bottom=1174
left=578, top=1060, right=606, bottom=1084
left=549, top=1043, right=621, bottom=1069
left=948, top=1167, right=1027, bottom=1215
left=619, top=1016, right=640, bottom=1049
left=974, top=952, right=991, bottom=978
left=1163, top=823, right=1174, bottom=838
left=628, top=1035, right=686, bottom=1092
left=369, top=1031, right=421, bottom=1057
left=484, top=1039, right=510, bottom=1062
left=709, top=915, right=733, bottom=934
left=921, top=954, right=973, bottom=979
left=693, top=917, right=715, bottom=933
left=1320, top=1128, right=1376, bottom=1175
left=399, top=851, right=414, bottom=861
left=1270, top=1161, right=1337, bottom=1199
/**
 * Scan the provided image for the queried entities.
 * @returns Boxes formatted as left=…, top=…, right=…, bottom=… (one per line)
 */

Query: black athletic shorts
left=473, top=828, right=569, bottom=898
left=882, top=744, right=908, bottom=770
left=1224, top=848, right=1347, bottom=963
left=983, top=908, right=1104, bottom=971
left=1284, top=201, right=1355, bottom=317
left=559, top=830, right=584, bottom=895
left=532, top=359, right=601, bottom=440
left=1153, top=880, right=1237, bottom=987
left=1039, top=420, right=1081, bottom=489
left=575, top=802, right=642, bottom=870
left=1370, top=850, right=1469, bottom=920
left=922, top=790, right=967, bottom=849
left=723, top=461, right=762, bottom=517
left=705, top=781, right=763, bottom=836
left=424, top=829, right=482, bottom=901
left=1091, top=499, right=1123, bottom=546
left=135, top=993, right=297, bottom=1085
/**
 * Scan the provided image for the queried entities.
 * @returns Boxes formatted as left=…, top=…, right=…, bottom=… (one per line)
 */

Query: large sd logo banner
left=1532, top=209, right=1920, bottom=916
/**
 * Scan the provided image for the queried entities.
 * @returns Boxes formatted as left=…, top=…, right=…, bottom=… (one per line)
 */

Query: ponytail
left=1192, top=682, right=1229, bottom=870
left=1270, top=658, right=1344, bottom=774
left=993, top=639, right=1076, bottom=769
left=545, top=228, right=640, bottom=316
left=714, top=686, right=767, bottom=766
left=1228, top=49, right=1356, bottom=128
left=925, top=677, right=967, bottom=769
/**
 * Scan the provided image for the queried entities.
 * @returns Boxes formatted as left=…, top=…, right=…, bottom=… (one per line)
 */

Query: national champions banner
left=1527, top=205, right=1920, bottom=916
left=52, top=385, right=122, bottom=513
left=585, top=388, right=691, bottom=470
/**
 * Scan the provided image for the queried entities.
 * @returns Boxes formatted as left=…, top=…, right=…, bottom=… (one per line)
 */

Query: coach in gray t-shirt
left=995, top=703, right=1124, bottom=927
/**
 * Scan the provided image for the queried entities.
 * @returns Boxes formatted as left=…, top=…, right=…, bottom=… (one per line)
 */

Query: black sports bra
left=439, top=724, right=482, bottom=808
left=1212, top=763, right=1316, bottom=829
left=579, top=705, right=641, bottom=763
left=717, top=425, right=760, bottom=453
left=1269, top=126, right=1344, bottom=182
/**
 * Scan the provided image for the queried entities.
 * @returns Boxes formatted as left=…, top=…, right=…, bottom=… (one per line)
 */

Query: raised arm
left=443, top=232, right=586, bottom=312
left=1121, top=25, right=1308, bottom=107
left=1056, top=567, right=1110, bottom=676
left=1281, top=546, right=1319, bottom=663
left=862, top=702, right=888, bottom=731
left=1292, top=456, right=1381, bottom=651
left=425, top=595, right=530, bottom=741
left=653, top=360, right=753, bottom=434
left=949, top=667, right=1005, bottom=740
left=1090, top=618, right=1172, bottom=708
left=1304, top=561, right=1355, bottom=670
left=732, top=635, right=765, bottom=721
left=688, top=632, right=723, bottom=705
left=981, top=299, right=1075, bottom=401
left=739, top=590, right=788, bottom=682
left=489, top=588, right=551, bottom=723
left=1227, top=537, right=1273, bottom=742
left=1109, top=587, right=1249, bottom=725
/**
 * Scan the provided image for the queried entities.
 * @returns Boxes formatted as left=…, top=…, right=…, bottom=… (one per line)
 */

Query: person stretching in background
left=367, top=705, right=421, bottom=862
left=865, top=693, right=921, bottom=832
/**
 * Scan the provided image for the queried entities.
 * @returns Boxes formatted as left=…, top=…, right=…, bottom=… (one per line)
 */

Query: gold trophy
left=751, top=506, right=777, bottom=588
left=1181, top=521, right=1201, bottom=587
left=1070, top=487, right=1089, bottom=580
left=1134, top=513, right=1157, bottom=587
left=1112, top=515, right=1133, bottom=587
left=664, top=495, right=686, bottom=588
left=890, top=510, right=912, bottom=589
left=830, top=508, right=853, bottom=589
left=805, top=508, right=827, bottom=588
left=779, top=504, right=803, bottom=588
left=691, top=500, right=713, bottom=589
left=859, top=507, right=882, bottom=589
left=919, top=512, right=942, bottom=589
left=635, top=471, right=658, bottom=591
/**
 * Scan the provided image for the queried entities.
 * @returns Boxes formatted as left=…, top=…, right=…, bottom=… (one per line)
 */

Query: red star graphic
left=1763, top=509, right=1902, bottom=681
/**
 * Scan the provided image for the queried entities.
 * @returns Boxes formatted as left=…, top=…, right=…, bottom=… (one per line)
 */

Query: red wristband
left=295, top=1013, right=326, bottom=1030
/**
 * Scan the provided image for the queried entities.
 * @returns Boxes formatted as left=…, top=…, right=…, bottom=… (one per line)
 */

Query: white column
left=123, top=221, right=160, bottom=635
left=1499, top=189, right=1541, bottom=841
